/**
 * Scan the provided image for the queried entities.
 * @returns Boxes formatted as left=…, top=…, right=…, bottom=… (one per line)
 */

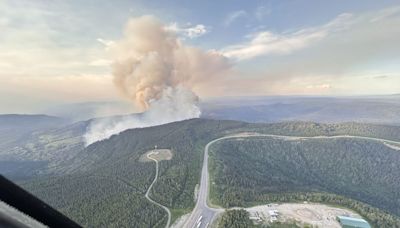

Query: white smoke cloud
left=84, top=15, right=230, bottom=145
left=84, top=86, right=200, bottom=145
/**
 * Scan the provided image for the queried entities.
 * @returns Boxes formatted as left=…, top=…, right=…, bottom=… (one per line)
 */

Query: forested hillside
left=209, top=137, right=400, bottom=227
left=217, top=209, right=301, bottom=228
left=18, top=119, right=400, bottom=227
left=218, top=209, right=254, bottom=228
left=22, top=119, right=246, bottom=227
left=243, top=122, right=400, bottom=141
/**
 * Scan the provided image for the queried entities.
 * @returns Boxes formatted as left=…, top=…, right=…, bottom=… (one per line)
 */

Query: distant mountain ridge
left=14, top=95, right=399, bottom=124
left=201, top=96, right=400, bottom=125
left=0, top=114, right=69, bottom=151
left=0, top=114, right=67, bottom=127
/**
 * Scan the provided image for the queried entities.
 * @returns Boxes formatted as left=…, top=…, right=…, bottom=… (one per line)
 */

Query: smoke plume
left=84, top=15, right=230, bottom=145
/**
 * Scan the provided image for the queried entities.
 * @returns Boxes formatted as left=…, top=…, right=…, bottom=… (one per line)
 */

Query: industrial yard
left=245, top=203, right=363, bottom=227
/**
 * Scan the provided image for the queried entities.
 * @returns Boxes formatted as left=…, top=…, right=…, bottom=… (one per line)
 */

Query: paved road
left=182, top=133, right=400, bottom=228
left=145, top=152, right=171, bottom=228
left=183, top=137, right=227, bottom=228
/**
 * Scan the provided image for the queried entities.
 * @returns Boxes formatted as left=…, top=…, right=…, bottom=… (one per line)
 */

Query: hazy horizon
left=1, top=0, right=400, bottom=114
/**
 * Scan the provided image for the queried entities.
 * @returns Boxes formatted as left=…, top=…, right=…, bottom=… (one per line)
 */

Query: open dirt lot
left=139, top=149, right=173, bottom=162
left=246, top=203, right=362, bottom=227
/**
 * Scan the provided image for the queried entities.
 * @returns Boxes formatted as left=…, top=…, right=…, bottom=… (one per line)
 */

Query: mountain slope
left=209, top=136, right=400, bottom=227
left=22, top=119, right=246, bottom=227
left=19, top=119, right=400, bottom=227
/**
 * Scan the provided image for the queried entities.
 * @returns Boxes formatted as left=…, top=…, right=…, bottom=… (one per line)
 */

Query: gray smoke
left=84, top=15, right=230, bottom=145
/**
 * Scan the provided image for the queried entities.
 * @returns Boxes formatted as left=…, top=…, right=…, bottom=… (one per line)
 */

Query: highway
left=182, top=136, right=231, bottom=228
left=145, top=152, right=171, bottom=228
left=182, top=132, right=400, bottom=228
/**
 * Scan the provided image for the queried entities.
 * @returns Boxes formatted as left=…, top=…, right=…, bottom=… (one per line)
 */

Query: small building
left=337, top=216, right=371, bottom=228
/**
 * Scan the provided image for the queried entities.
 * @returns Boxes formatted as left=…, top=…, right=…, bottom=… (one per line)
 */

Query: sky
left=1, top=0, right=400, bottom=114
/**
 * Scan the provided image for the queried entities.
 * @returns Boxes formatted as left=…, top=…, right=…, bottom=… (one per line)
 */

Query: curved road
left=145, top=152, right=171, bottom=228
left=183, top=133, right=400, bottom=228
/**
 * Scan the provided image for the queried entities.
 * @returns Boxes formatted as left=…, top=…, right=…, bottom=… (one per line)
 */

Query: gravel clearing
left=245, top=202, right=362, bottom=227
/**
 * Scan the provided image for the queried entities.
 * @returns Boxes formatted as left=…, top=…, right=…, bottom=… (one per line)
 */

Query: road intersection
left=182, top=133, right=400, bottom=228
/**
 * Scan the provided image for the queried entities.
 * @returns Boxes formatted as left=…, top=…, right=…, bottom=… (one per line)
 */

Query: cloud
left=0, top=1, right=109, bottom=77
left=372, top=75, right=389, bottom=79
left=215, top=6, right=400, bottom=96
left=222, top=6, right=400, bottom=64
left=185, top=24, right=208, bottom=38
left=0, top=73, right=117, bottom=108
left=1, top=0, right=400, bottom=111
left=89, top=58, right=112, bottom=66
left=255, top=6, right=271, bottom=20
left=224, top=10, right=247, bottom=26
left=0, top=73, right=122, bottom=115
left=165, top=22, right=209, bottom=39
left=96, top=38, right=115, bottom=47
left=221, top=30, right=326, bottom=61
left=306, top=84, right=331, bottom=89
left=221, top=13, right=353, bottom=61
left=369, top=6, right=400, bottom=22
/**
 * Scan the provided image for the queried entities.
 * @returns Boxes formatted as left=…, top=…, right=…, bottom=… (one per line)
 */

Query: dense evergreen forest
left=218, top=209, right=254, bottom=228
left=218, top=209, right=301, bottom=228
left=18, top=119, right=400, bottom=227
left=209, top=137, right=400, bottom=227
left=22, top=119, right=246, bottom=227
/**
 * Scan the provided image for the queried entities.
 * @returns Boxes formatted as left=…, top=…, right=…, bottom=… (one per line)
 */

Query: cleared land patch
left=246, top=203, right=361, bottom=227
left=139, top=149, right=173, bottom=162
